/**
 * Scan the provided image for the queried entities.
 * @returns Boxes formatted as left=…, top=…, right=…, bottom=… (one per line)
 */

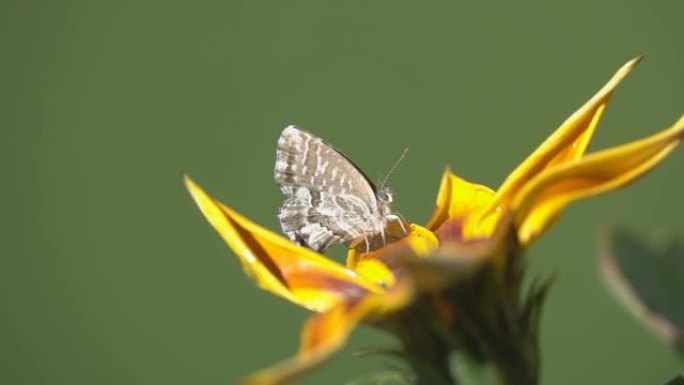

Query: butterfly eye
left=377, top=188, right=393, bottom=203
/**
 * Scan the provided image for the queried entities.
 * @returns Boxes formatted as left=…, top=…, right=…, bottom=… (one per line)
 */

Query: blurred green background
left=3, top=1, right=683, bottom=384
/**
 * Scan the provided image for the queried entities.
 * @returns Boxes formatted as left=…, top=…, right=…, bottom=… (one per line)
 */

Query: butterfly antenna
left=379, top=148, right=409, bottom=188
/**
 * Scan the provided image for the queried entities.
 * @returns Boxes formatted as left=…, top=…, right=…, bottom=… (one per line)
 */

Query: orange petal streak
left=473, top=57, right=642, bottom=233
left=183, top=175, right=383, bottom=313
left=242, top=281, right=413, bottom=385
left=514, top=115, right=684, bottom=244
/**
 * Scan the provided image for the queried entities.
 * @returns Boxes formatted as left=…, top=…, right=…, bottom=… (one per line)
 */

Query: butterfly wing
left=275, top=125, right=383, bottom=252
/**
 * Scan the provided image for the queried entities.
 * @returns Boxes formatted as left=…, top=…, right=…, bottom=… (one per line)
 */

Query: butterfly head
left=376, top=185, right=394, bottom=214
left=376, top=148, right=407, bottom=213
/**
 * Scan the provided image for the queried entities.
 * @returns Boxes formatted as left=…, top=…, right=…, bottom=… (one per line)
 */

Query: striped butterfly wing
left=275, top=125, right=385, bottom=252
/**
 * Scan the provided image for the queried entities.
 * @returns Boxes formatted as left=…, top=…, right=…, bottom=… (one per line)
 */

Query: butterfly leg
left=396, top=216, right=408, bottom=235
left=384, top=214, right=409, bottom=238
left=363, top=234, right=371, bottom=254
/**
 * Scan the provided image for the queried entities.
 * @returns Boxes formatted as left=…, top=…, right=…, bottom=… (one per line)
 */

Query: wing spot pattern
left=275, top=125, right=404, bottom=252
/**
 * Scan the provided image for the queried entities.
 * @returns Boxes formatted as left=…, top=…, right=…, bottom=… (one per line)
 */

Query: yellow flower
left=184, top=57, right=684, bottom=385
left=427, top=57, right=684, bottom=247
left=184, top=176, right=436, bottom=384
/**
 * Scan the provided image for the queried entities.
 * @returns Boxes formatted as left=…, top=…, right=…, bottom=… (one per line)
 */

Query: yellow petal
left=475, top=57, right=642, bottom=228
left=351, top=258, right=396, bottom=289
left=242, top=281, right=414, bottom=385
left=183, top=174, right=383, bottom=312
left=425, top=167, right=496, bottom=231
left=404, top=223, right=441, bottom=256
left=514, top=115, right=684, bottom=244
left=402, top=213, right=518, bottom=291
left=243, top=227, right=434, bottom=384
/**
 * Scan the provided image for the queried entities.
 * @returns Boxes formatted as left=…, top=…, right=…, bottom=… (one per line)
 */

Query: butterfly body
left=275, top=125, right=405, bottom=253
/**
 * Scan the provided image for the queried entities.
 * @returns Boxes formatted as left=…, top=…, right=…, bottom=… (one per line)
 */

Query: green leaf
left=599, top=228, right=684, bottom=358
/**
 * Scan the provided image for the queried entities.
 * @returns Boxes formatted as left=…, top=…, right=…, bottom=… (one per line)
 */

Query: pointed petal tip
left=437, top=165, right=454, bottom=182
left=674, top=114, right=684, bottom=130
left=182, top=173, right=209, bottom=208
left=181, top=172, right=197, bottom=191
left=670, top=115, right=684, bottom=144
left=629, top=54, right=644, bottom=66
left=604, top=55, right=644, bottom=89
left=619, top=55, right=644, bottom=75
left=655, top=114, right=684, bottom=142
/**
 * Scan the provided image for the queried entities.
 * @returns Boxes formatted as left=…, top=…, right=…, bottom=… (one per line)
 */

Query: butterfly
left=275, top=125, right=408, bottom=253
